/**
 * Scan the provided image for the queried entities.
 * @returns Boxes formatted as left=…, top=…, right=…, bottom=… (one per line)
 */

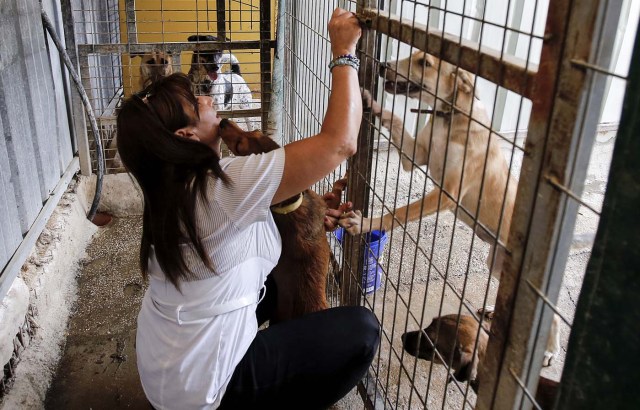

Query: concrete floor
left=44, top=216, right=148, bottom=409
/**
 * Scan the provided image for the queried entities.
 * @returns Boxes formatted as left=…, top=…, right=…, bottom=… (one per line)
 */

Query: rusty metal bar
left=341, top=0, right=379, bottom=308
left=475, top=0, right=571, bottom=403
left=60, top=0, right=90, bottom=175
left=544, top=174, right=601, bottom=215
left=216, top=108, right=263, bottom=118
left=508, top=368, right=544, bottom=410
left=124, top=0, right=137, bottom=44
left=216, top=0, right=227, bottom=41
left=556, top=23, right=640, bottom=407
left=78, top=40, right=274, bottom=55
left=348, top=1, right=386, bottom=409
left=357, top=8, right=539, bottom=100
left=524, top=279, right=570, bottom=326
left=477, top=1, right=623, bottom=409
left=570, top=58, right=627, bottom=80
left=259, top=0, right=272, bottom=130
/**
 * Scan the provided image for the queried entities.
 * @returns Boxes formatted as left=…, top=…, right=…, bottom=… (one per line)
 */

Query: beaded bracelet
left=329, top=54, right=360, bottom=72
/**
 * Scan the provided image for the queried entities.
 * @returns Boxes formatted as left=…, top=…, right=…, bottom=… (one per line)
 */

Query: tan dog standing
left=106, top=50, right=175, bottom=173
left=133, top=50, right=174, bottom=90
left=341, top=51, right=516, bottom=279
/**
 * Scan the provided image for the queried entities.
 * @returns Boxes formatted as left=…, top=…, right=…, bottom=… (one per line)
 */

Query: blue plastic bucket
left=335, top=228, right=388, bottom=294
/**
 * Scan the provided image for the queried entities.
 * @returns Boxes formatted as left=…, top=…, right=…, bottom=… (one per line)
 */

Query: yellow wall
left=119, top=0, right=276, bottom=96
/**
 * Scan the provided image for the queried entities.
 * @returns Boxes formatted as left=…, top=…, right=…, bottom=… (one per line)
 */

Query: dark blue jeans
left=218, top=276, right=380, bottom=410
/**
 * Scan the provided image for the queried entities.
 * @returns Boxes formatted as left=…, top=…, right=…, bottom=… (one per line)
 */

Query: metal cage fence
left=68, top=0, right=274, bottom=175
left=283, top=0, right=632, bottom=409
left=63, top=0, right=635, bottom=408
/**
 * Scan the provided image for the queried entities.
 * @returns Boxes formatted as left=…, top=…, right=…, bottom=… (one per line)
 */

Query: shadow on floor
left=45, top=216, right=149, bottom=409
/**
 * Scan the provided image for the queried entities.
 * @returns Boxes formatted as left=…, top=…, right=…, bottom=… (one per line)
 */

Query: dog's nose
left=379, top=63, right=388, bottom=78
left=219, top=119, right=229, bottom=129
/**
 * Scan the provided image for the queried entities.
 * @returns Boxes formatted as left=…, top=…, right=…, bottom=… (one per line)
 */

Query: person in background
left=116, top=7, right=379, bottom=410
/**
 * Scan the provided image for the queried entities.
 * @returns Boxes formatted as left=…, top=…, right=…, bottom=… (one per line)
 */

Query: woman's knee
left=342, top=306, right=380, bottom=359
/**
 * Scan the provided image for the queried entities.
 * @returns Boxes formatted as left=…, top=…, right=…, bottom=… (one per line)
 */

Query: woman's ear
left=174, top=127, right=200, bottom=142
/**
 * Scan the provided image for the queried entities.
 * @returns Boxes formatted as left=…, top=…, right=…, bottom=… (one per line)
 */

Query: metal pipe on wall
left=41, top=5, right=104, bottom=222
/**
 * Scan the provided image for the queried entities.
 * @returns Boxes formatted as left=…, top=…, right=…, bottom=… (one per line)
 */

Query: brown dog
left=132, top=50, right=174, bottom=90
left=106, top=51, right=175, bottom=174
left=402, top=314, right=489, bottom=390
left=402, top=314, right=558, bottom=408
left=219, top=119, right=331, bottom=323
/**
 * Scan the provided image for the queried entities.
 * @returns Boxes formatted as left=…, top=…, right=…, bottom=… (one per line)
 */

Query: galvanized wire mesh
left=71, top=0, right=271, bottom=174
left=283, top=1, right=631, bottom=409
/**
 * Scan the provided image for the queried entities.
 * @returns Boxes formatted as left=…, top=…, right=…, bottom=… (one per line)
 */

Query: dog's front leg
left=543, top=314, right=561, bottom=367
left=339, top=210, right=382, bottom=235
left=340, top=185, right=458, bottom=235
left=362, top=90, right=422, bottom=172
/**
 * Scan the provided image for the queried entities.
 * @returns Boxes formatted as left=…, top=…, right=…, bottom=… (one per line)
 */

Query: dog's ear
left=220, top=119, right=278, bottom=155
left=450, top=70, right=474, bottom=95
left=188, top=35, right=218, bottom=42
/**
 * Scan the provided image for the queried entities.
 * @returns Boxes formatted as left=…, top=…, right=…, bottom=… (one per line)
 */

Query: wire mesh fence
left=70, top=0, right=272, bottom=174
left=283, top=1, right=632, bottom=409
left=68, top=0, right=635, bottom=408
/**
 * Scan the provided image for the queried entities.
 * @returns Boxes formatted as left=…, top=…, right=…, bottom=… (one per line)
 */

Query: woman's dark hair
left=116, top=73, right=229, bottom=288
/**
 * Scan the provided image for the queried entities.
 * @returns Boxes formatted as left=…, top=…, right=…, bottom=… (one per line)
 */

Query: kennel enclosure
left=1, top=0, right=639, bottom=408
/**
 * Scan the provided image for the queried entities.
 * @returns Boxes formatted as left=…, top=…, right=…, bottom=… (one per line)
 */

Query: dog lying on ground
left=132, top=50, right=174, bottom=90
left=218, top=119, right=332, bottom=322
left=340, top=51, right=560, bottom=365
left=187, top=35, right=259, bottom=130
left=402, top=314, right=489, bottom=389
left=402, top=313, right=559, bottom=409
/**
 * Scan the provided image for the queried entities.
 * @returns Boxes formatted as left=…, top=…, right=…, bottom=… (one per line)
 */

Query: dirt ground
left=44, top=216, right=148, bottom=409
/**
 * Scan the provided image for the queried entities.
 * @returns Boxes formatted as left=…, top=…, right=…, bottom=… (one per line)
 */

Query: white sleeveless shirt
left=136, top=148, right=285, bottom=409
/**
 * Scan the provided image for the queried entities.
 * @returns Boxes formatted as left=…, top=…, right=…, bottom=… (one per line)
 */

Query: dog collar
left=410, top=96, right=479, bottom=118
left=411, top=108, right=453, bottom=119
left=271, top=192, right=304, bottom=215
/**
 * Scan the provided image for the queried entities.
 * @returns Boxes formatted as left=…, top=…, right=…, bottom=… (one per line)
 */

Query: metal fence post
left=340, top=0, right=380, bottom=308
left=61, top=0, right=91, bottom=175
left=556, top=25, right=640, bottom=410
left=477, top=1, right=624, bottom=408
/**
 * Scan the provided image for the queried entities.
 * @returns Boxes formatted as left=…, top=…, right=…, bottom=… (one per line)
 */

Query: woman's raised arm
left=272, top=8, right=362, bottom=204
